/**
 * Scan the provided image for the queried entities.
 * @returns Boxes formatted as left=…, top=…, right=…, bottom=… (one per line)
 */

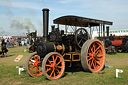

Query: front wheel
left=25, top=52, right=43, bottom=77
left=42, top=52, right=65, bottom=80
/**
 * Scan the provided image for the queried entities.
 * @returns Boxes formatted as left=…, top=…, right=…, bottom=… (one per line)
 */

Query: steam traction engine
left=27, top=31, right=37, bottom=52
left=27, top=30, right=42, bottom=52
left=105, top=35, right=128, bottom=53
left=26, top=8, right=113, bottom=80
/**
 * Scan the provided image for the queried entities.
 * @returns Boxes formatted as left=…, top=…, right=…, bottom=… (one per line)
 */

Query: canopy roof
left=53, top=15, right=113, bottom=27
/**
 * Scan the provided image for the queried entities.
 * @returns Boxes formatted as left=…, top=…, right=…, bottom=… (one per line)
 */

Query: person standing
left=12, top=38, right=14, bottom=47
left=27, top=38, right=29, bottom=46
left=6, top=38, right=9, bottom=48
left=1, top=38, right=8, bottom=57
left=9, top=38, right=13, bottom=47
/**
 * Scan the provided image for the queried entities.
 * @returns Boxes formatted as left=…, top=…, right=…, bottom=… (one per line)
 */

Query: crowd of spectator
left=0, top=37, right=30, bottom=48
left=0, top=37, right=30, bottom=57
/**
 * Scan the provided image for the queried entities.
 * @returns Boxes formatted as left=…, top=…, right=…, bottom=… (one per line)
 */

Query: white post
left=19, top=67, right=24, bottom=75
left=116, top=69, right=123, bottom=78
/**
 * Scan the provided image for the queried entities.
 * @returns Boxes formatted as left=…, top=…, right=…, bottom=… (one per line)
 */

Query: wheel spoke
left=30, top=67, right=35, bottom=72
left=78, top=36, right=86, bottom=40
left=52, top=55, right=55, bottom=61
left=46, top=68, right=51, bottom=73
left=93, top=43, right=95, bottom=52
left=57, top=66, right=62, bottom=68
left=91, top=47, right=93, bottom=53
left=48, top=59, right=52, bottom=64
left=54, top=56, right=58, bottom=63
left=88, top=61, right=91, bottom=67
left=54, top=72, right=56, bottom=77
left=90, top=60, right=93, bottom=67
left=96, top=61, right=101, bottom=66
left=34, top=56, right=36, bottom=60
left=92, top=61, right=95, bottom=69
left=81, top=37, right=86, bottom=40
left=80, top=29, right=83, bottom=35
left=83, top=33, right=87, bottom=37
left=50, top=69, right=54, bottom=77
left=97, top=54, right=103, bottom=58
left=56, top=60, right=61, bottom=65
left=35, top=67, right=38, bottom=74
left=56, top=68, right=60, bottom=74
left=95, top=50, right=100, bottom=54
left=29, top=65, right=34, bottom=67
left=89, top=46, right=93, bottom=53
left=94, top=60, right=97, bottom=69
left=81, top=39, right=85, bottom=44
left=45, top=64, right=52, bottom=67
left=95, top=46, right=101, bottom=52
left=78, top=39, right=82, bottom=45
left=29, top=60, right=34, bottom=63
left=88, top=57, right=92, bottom=61
left=37, top=67, right=41, bottom=73
left=37, top=56, right=39, bottom=61
left=88, top=48, right=91, bottom=53
left=95, top=57, right=100, bottom=61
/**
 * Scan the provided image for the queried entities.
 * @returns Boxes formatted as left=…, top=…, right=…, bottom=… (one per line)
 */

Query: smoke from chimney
left=10, top=17, right=36, bottom=31
left=0, top=27, right=11, bottom=36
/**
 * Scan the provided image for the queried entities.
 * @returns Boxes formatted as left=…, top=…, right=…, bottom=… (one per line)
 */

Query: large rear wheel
left=81, top=39, right=105, bottom=72
left=42, top=52, right=65, bottom=80
left=26, top=52, right=43, bottom=77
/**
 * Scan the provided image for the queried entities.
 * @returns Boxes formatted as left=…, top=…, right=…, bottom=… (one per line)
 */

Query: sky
left=0, top=0, right=128, bottom=36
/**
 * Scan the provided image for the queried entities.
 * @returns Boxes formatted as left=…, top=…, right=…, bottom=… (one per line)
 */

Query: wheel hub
left=93, top=54, right=97, bottom=58
left=54, top=65, right=58, bottom=68
left=34, top=62, right=40, bottom=67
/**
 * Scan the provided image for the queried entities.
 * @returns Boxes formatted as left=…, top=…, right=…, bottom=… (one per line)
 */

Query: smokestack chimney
left=51, top=25, right=55, bottom=32
left=106, top=26, right=109, bottom=39
left=42, top=8, right=50, bottom=42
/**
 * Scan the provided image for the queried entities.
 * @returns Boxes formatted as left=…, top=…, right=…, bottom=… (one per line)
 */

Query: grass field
left=0, top=46, right=128, bottom=85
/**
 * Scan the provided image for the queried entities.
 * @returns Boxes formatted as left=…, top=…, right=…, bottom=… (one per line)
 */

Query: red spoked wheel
left=42, top=52, right=65, bottom=80
left=81, top=39, right=105, bottom=72
left=26, top=52, right=43, bottom=77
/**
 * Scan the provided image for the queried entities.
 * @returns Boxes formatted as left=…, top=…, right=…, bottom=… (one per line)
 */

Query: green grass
left=0, top=46, right=128, bottom=85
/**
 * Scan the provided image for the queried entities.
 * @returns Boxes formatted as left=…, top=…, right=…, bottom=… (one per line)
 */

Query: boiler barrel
left=37, top=42, right=72, bottom=57
left=37, top=42, right=54, bottom=57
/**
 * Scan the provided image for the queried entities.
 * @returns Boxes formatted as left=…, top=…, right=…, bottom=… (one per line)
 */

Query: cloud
left=0, top=0, right=42, bottom=10
left=57, top=0, right=128, bottom=13
left=0, top=0, right=128, bottom=36
left=59, top=0, right=78, bottom=4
